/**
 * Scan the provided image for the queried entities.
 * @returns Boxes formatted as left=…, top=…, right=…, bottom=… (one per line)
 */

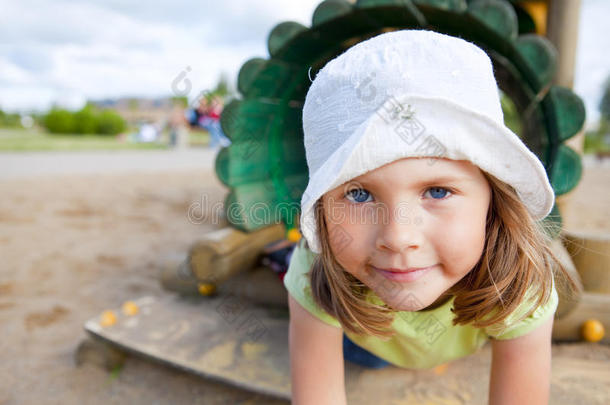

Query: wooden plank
left=83, top=289, right=610, bottom=403
left=84, top=294, right=293, bottom=400
left=552, top=291, right=610, bottom=343
left=562, top=230, right=610, bottom=294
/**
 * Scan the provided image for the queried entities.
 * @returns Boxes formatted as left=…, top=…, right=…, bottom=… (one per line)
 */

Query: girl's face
left=321, top=157, right=491, bottom=311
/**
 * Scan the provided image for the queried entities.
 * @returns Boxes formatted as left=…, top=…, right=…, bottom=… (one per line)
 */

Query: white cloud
left=574, top=0, right=610, bottom=124
left=0, top=0, right=321, bottom=112
left=0, top=0, right=608, bottom=127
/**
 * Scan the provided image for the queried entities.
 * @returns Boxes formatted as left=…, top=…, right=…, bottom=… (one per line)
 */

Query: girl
left=283, top=29, right=578, bottom=404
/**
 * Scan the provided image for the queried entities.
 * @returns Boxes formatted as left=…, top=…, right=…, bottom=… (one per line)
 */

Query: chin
left=377, top=291, right=432, bottom=312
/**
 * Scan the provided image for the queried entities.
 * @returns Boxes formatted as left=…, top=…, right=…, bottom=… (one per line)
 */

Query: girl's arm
left=488, top=314, right=554, bottom=405
left=288, top=294, right=347, bottom=405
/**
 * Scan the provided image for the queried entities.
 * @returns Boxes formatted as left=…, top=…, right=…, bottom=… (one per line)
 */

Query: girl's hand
left=288, top=294, right=347, bottom=405
left=488, top=315, right=554, bottom=405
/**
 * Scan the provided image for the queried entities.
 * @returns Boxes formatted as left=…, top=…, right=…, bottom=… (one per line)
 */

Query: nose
left=374, top=201, right=424, bottom=252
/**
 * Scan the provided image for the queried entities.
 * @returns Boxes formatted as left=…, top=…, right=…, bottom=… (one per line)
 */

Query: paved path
left=1, top=148, right=608, bottom=180
left=0, top=148, right=221, bottom=179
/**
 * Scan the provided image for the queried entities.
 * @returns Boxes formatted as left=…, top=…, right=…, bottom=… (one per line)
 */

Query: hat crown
left=303, top=29, right=503, bottom=176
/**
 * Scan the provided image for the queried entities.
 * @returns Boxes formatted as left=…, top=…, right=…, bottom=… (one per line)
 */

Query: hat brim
left=300, top=94, right=555, bottom=254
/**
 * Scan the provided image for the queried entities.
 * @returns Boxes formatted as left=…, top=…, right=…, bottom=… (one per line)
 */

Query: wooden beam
left=546, top=0, right=582, bottom=89
left=546, top=0, right=585, bottom=163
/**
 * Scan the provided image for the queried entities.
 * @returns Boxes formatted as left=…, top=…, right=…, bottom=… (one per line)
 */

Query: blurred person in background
left=168, top=103, right=188, bottom=148
left=193, top=95, right=231, bottom=149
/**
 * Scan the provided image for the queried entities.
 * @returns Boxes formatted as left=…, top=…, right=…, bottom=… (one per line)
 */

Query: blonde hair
left=306, top=170, right=579, bottom=339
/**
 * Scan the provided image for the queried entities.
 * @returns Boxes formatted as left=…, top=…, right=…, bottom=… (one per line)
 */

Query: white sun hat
left=299, top=29, right=555, bottom=254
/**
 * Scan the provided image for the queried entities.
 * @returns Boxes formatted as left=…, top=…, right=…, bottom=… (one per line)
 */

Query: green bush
left=0, top=109, right=23, bottom=128
left=42, top=106, right=126, bottom=135
left=584, top=120, right=610, bottom=154
left=96, top=110, right=126, bottom=135
left=44, top=109, right=76, bottom=134
left=73, top=106, right=98, bottom=134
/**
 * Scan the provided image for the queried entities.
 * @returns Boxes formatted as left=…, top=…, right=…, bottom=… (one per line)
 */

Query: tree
left=170, top=96, right=188, bottom=108
left=213, top=73, right=231, bottom=98
left=599, top=75, right=610, bottom=122
left=583, top=73, right=610, bottom=154
left=0, top=109, right=22, bottom=128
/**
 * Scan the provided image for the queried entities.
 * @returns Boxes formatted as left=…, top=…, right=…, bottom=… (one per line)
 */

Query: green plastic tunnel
left=215, top=0, right=586, bottom=241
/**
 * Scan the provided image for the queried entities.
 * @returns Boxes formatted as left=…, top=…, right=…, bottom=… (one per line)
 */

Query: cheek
left=449, top=198, right=487, bottom=241
left=433, top=210, right=487, bottom=268
left=326, top=218, right=372, bottom=272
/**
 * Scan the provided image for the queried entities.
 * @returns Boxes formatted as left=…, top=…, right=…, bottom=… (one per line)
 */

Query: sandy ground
left=0, top=152, right=609, bottom=404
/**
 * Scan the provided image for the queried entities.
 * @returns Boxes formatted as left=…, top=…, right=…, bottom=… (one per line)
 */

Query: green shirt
left=283, top=239, right=558, bottom=369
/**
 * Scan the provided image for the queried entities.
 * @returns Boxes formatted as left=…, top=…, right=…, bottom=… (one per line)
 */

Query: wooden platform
left=82, top=292, right=491, bottom=403
left=82, top=292, right=610, bottom=404
left=84, top=293, right=294, bottom=400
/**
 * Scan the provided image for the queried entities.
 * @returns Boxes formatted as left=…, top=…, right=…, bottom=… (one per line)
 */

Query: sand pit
left=0, top=158, right=608, bottom=404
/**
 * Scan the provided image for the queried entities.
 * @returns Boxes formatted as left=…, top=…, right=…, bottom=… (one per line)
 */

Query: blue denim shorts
left=343, top=333, right=391, bottom=369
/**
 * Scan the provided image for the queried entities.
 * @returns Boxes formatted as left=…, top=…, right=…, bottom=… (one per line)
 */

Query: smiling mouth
left=373, top=266, right=434, bottom=273
left=371, top=265, right=435, bottom=283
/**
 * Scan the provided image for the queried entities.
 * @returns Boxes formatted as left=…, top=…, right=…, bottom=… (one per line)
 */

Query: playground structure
left=79, top=0, right=609, bottom=401
left=199, top=0, right=609, bottom=341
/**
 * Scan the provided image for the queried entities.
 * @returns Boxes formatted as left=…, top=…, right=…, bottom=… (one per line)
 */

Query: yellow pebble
left=287, top=228, right=301, bottom=243
left=100, top=310, right=117, bottom=327
left=433, top=363, right=448, bottom=376
left=198, top=283, right=217, bottom=296
left=581, top=319, right=605, bottom=342
left=122, top=301, right=139, bottom=316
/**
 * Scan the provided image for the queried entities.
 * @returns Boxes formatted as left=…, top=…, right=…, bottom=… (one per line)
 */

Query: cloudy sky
left=1, top=0, right=608, bottom=124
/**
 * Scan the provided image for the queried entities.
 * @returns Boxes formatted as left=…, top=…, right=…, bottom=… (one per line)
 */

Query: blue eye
left=344, top=186, right=453, bottom=204
left=425, top=187, right=451, bottom=199
left=345, top=188, right=372, bottom=203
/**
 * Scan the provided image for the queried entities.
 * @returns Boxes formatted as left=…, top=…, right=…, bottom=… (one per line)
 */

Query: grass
left=187, top=129, right=210, bottom=147
left=0, top=127, right=211, bottom=152
left=584, top=130, right=610, bottom=155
